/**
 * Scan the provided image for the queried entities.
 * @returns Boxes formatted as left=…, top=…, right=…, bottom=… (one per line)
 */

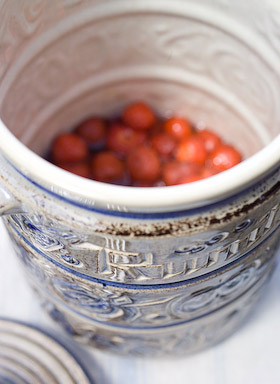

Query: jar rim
left=1, top=119, right=279, bottom=213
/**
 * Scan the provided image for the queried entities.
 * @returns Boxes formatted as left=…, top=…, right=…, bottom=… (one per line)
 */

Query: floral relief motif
left=41, top=288, right=262, bottom=356
left=10, top=225, right=276, bottom=329
left=51, top=279, right=138, bottom=321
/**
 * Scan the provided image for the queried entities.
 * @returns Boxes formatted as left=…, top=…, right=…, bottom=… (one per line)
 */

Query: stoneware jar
left=0, top=0, right=280, bottom=356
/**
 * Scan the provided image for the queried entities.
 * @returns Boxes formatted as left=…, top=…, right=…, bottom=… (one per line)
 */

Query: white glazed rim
left=1, top=118, right=280, bottom=212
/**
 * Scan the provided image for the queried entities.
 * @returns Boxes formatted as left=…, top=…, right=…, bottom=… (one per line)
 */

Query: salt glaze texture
left=1, top=157, right=280, bottom=355
left=0, top=0, right=280, bottom=355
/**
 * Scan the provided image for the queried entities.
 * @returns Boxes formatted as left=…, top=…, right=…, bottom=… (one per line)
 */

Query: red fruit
left=197, top=129, right=222, bottom=153
left=48, top=101, right=243, bottom=188
left=162, top=161, right=201, bottom=186
left=122, top=102, right=156, bottom=131
left=91, top=151, right=124, bottom=182
left=151, top=132, right=177, bottom=158
left=200, top=167, right=217, bottom=179
left=58, top=162, right=91, bottom=179
left=127, top=146, right=161, bottom=182
left=133, top=182, right=154, bottom=188
left=149, top=120, right=164, bottom=136
left=76, top=117, right=106, bottom=144
left=106, top=123, right=146, bottom=155
left=209, top=144, right=242, bottom=172
left=51, top=133, right=88, bottom=163
left=176, top=135, right=207, bottom=165
left=164, top=117, right=192, bottom=140
left=178, top=173, right=204, bottom=184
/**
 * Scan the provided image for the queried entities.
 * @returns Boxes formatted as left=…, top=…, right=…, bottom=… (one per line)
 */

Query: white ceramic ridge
left=0, top=120, right=279, bottom=212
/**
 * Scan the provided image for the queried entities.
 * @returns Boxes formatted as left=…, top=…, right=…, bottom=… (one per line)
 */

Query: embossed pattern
left=38, top=279, right=268, bottom=356
left=1, top=0, right=280, bottom=356
left=4, top=162, right=279, bottom=354
left=6, top=194, right=280, bottom=285
left=7, top=223, right=277, bottom=355
left=7, top=222, right=279, bottom=329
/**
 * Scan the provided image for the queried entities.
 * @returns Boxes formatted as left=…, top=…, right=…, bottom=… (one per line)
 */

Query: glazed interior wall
left=0, top=0, right=280, bottom=160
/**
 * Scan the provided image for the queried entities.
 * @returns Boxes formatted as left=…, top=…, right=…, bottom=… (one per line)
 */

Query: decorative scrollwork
left=51, top=279, right=138, bottom=321
left=10, top=229, right=277, bottom=329
left=41, top=286, right=264, bottom=356
left=7, top=200, right=280, bottom=285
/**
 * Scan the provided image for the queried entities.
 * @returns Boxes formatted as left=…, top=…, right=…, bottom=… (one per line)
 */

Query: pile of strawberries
left=49, top=102, right=242, bottom=187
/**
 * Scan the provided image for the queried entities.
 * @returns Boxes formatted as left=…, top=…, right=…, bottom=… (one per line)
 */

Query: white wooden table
left=1, top=219, right=280, bottom=384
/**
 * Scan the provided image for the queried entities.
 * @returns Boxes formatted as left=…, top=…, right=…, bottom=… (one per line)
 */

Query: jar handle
left=0, top=183, right=23, bottom=216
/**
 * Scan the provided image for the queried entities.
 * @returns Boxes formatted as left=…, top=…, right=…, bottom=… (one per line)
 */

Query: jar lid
left=0, top=319, right=93, bottom=384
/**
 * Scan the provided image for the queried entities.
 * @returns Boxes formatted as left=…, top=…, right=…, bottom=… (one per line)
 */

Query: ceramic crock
left=0, top=0, right=279, bottom=356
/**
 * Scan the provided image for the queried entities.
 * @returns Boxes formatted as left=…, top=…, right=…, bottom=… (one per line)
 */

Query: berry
left=91, top=151, right=124, bottom=183
left=151, top=132, right=177, bottom=158
left=200, top=167, right=217, bottom=179
left=164, top=117, right=192, bottom=140
left=51, top=133, right=88, bottom=163
left=48, top=103, right=243, bottom=185
left=106, top=123, right=146, bottom=155
left=209, top=144, right=242, bottom=172
left=163, top=161, right=201, bottom=186
left=178, top=173, right=204, bottom=184
left=122, top=102, right=156, bottom=131
left=197, top=129, right=222, bottom=153
left=76, top=117, right=106, bottom=144
left=127, top=146, right=161, bottom=183
left=176, top=135, right=207, bottom=165
left=58, top=162, right=91, bottom=178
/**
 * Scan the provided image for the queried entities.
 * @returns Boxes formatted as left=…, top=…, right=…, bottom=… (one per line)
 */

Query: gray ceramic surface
left=0, top=319, right=92, bottom=384
left=0, top=0, right=280, bottom=356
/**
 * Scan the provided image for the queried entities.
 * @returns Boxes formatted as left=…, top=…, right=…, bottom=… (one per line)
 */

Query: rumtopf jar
left=0, top=0, right=279, bottom=356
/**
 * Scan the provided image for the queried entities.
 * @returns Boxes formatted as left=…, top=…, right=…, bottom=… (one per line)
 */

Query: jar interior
left=0, top=1, right=280, bottom=161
